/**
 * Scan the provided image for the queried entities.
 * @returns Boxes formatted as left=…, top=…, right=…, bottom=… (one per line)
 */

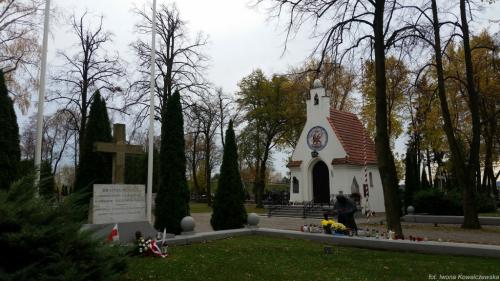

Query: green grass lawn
left=124, top=236, right=500, bottom=281
left=480, top=210, right=500, bottom=217
left=189, top=202, right=266, bottom=214
left=189, top=202, right=213, bottom=213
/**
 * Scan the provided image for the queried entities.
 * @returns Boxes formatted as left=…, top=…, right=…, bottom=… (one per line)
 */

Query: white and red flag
left=149, top=239, right=167, bottom=258
left=107, top=224, right=119, bottom=242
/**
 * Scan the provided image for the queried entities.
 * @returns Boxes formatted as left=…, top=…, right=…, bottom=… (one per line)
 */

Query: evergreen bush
left=414, top=189, right=496, bottom=215
left=74, top=91, right=112, bottom=198
left=155, top=91, right=190, bottom=234
left=475, top=193, right=496, bottom=213
left=0, top=176, right=127, bottom=281
left=414, top=189, right=462, bottom=215
left=39, top=161, right=56, bottom=199
left=0, top=70, right=20, bottom=190
left=211, top=121, right=247, bottom=230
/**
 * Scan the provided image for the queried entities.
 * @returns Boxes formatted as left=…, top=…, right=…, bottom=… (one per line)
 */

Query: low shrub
left=475, top=193, right=497, bottom=213
left=414, top=189, right=497, bottom=215
left=413, top=189, right=462, bottom=215
left=0, top=176, right=127, bottom=281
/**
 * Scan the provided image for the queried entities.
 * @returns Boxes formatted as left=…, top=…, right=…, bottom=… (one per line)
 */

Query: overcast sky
left=24, top=0, right=500, bottom=175
left=48, top=0, right=313, bottom=93
left=34, top=0, right=317, bottom=175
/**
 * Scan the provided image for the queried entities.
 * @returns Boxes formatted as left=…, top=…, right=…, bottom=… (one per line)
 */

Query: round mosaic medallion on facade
left=307, top=126, right=328, bottom=151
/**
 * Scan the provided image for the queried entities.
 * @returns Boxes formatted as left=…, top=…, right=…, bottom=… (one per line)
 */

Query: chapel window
left=369, top=172, right=373, bottom=187
left=292, top=177, right=299, bottom=193
left=351, top=177, right=359, bottom=194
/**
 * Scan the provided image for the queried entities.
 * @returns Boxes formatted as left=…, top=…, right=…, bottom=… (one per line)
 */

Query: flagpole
left=147, top=0, right=157, bottom=224
left=35, top=0, right=51, bottom=189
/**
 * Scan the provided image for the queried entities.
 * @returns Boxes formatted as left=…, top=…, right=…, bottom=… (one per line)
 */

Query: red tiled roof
left=287, top=160, right=302, bottom=168
left=328, top=109, right=377, bottom=166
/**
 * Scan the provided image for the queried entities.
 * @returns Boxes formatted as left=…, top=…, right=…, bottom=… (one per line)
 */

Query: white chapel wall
left=330, top=165, right=385, bottom=212
left=287, top=82, right=386, bottom=213
left=289, top=86, right=347, bottom=203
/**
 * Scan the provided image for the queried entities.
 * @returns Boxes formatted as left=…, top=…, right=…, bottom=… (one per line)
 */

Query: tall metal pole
left=147, top=0, right=157, bottom=224
left=35, top=0, right=51, bottom=188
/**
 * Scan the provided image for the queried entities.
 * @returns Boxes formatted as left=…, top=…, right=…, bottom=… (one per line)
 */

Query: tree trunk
left=255, top=141, right=271, bottom=208
left=373, top=0, right=403, bottom=236
left=426, top=148, right=433, bottom=187
left=74, top=133, right=78, bottom=171
left=415, top=134, right=421, bottom=186
left=191, top=132, right=200, bottom=195
left=78, top=84, right=88, bottom=165
left=495, top=170, right=500, bottom=199
left=481, top=98, right=497, bottom=196
left=459, top=0, right=481, bottom=229
left=218, top=94, right=226, bottom=148
left=253, top=158, right=261, bottom=206
left=430, top=0, right=480, bottom=229
left=256, top=159, right=267, bottom=208
left=205, top=136, right=212, bottom=206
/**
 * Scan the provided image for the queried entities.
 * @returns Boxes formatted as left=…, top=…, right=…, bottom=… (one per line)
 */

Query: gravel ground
left=191, top=213, right=500, bottom=245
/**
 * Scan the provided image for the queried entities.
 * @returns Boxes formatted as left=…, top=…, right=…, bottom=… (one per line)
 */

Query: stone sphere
left=180, top=216, right=195, bottom=232
left=247, top=213, right=260, bottom=226
left=407, top=205, right=415, bottom=215
left=313, top=79, right=322, bottom=88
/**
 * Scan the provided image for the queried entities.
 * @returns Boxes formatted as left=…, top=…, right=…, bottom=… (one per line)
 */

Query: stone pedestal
left=83, top=184, right=175, bottom=242
left=92, top=184, right=146, bottom=224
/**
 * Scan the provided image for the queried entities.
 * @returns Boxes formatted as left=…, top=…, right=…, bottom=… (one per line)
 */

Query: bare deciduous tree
left=288, top=58, right=357, bottom=113
left=128, top=3, right=209, bottom=128
left=49, top=12, right=125, bottom=161
left=215, top=88, right=236, bottom=148
left=185, top=90, right=224, bottom=206
left=197, top=92, right=221, bottom=206
left=185, top=105, right=203, bottom=195
left=20, top=110, right=77, bottom=173
left=0, top=0, right=43, bottom=111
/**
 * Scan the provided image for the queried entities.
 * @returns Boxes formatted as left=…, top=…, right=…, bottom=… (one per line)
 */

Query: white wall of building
left=288, top=83, right=386, bottom=213
left=289, top=86, right=345, bottom=202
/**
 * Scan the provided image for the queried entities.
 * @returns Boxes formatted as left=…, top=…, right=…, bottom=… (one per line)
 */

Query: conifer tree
left=404, top=142, right=419, bottom=208
left=0, top=70, right=20, bottom=189
left=74, top=91, right=112, bottom=196
left=39, top=161, right=56, bottom=199
left=155, top=91, right=190, bottom=234
left=211, top=120, right=247, bottom=230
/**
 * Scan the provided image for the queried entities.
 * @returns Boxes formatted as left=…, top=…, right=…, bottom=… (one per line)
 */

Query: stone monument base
left=81, top=221, right=174, bottom=243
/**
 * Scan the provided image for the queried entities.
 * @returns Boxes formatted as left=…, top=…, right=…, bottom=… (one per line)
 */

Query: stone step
left=265, top=204, right=368, bottom=219
left=266, top=206, right=328, bottom=218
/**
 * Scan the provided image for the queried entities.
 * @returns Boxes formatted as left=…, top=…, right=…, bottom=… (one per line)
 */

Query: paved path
left=191, top=213, right=500, bottom=246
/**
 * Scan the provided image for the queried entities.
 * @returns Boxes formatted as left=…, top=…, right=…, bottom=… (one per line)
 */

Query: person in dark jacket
left=333, top=194, right=358, bottom=234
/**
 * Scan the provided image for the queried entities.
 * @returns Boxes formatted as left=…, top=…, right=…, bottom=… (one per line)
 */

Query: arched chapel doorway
left=312, top=161, right=330, bottom=204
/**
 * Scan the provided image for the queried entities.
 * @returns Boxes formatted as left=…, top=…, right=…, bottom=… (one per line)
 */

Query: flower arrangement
left=321, top=219, right=334, bottom=234
left=321, top=219, right=347, bottom=234
left=135, top=235, right=168, bottom=258
left=331, top=222, right=347, bottom=232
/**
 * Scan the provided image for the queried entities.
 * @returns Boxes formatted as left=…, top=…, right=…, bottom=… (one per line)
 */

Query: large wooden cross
left=94, top=124, right=143, bottom=184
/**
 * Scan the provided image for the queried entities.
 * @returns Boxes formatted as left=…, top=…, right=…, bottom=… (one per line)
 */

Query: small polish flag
left=107, top=224, right=119, bottom=242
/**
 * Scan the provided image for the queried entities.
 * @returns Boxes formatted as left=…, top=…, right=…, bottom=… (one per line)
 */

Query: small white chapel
left=287, top=79, right=386, bottom=213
